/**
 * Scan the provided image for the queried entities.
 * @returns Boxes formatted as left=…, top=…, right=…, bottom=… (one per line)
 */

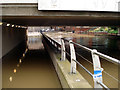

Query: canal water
left=72, top=36, right=120, bottom=60
left=65, top=35, right=120, bottom=88
left=2, top=35, right=61, bottom=88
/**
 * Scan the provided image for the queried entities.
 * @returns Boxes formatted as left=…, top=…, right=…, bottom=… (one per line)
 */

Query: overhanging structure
left=0, top=1, right=120, bottom=26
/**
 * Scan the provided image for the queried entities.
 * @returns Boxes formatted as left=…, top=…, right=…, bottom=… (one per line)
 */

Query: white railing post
left=61, top=39, right=66, bottom=61
left=91, top=49, right=103, bottom=89
left=69, top=40, right=76, bottom=74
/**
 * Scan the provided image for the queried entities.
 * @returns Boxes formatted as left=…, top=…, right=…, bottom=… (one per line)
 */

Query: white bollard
left=61, top=39, right=66, bottom=61
left=91, top=49, right=103, bottom=89
left=69, top=40, right=76, bottom=74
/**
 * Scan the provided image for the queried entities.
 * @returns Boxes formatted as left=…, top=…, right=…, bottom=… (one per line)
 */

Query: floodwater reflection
left=27, top=36, right=44, bottom=50
left=2, top=35, right=61, bottom=88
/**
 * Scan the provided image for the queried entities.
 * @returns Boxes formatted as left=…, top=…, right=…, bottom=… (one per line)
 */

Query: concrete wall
left=0, top=25, right=2, bottom=59
left=0, top=24, right=2, bottom=90
left=2, top=23, right=26, bottom=57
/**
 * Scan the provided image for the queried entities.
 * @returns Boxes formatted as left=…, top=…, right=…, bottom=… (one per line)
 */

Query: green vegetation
left=90, top=27, right=118, bottom=34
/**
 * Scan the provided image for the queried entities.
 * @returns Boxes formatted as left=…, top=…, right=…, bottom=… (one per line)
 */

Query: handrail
left=73, top=59, right=110, bottom=89
left=42, top=33, right=119, bottom=89
left=72, top=41, right=92, bottom=52
left=72, top=59, right=93, bottom=77
left=63, top=49, right=109, bottom=89
left=94, top=51, right=119, bottom=65
left=97, top=81, right=110, bottom=90
left=42, top=33, right=61, bottom=47
left=62, top=38, right=92, bottom=52
left=63, top=38, right=120, bottom=65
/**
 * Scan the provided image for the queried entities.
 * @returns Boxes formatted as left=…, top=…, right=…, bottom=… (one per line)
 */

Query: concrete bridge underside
left=1, top=3, right=120, bottom=26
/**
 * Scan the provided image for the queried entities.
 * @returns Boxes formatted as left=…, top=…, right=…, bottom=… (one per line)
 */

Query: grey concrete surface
left=1, top=4, right=120, bottom=26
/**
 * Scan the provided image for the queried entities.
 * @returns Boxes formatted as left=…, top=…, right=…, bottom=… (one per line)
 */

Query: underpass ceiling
left=2, top=15, right=120, bottom=26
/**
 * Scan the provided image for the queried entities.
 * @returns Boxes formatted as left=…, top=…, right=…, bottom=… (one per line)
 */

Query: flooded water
left=66, top=36, right=120, bottom=88
left=72, top=36, right=120, bottom=60
left=2, top=35, right=61, bottom=88
left=27, top=36, right=44, bottom=50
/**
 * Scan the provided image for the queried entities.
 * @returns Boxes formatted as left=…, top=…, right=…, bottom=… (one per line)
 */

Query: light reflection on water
left=27, top=36, right=44, bottom=50
left=2, top=35, right=61, bottom=88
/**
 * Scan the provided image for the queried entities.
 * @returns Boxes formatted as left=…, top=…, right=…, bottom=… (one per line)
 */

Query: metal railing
left=42, top=33, right=120, bottom=89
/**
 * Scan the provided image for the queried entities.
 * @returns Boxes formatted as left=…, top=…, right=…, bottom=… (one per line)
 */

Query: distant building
left=63, top=26, right=92, bottom=34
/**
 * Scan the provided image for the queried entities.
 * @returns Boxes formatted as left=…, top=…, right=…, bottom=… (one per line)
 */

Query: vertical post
left=61, top=38, right=66, bottom=61
left=69, top=40, right=76, bottom=74
left=91, top=49, right=103, bottom=89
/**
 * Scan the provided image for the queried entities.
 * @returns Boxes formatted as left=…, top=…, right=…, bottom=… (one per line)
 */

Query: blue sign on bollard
left=93, top=70, right=102, bottom=79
